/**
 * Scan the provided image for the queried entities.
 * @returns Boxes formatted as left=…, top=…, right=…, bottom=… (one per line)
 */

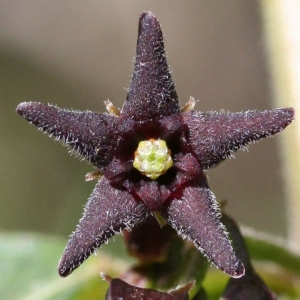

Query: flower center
left=133, top=139, right=173, bottom=180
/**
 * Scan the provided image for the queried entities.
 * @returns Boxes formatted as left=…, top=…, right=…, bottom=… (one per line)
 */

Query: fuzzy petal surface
left=16, top=102, right=118, bottom=170
left=183, top=108, right=294, bottom=169
left=121, top=11, right=180, bottom=121
left=161, top=178, right=245, bottom=278
left=58, top=177, right=148, bottom=277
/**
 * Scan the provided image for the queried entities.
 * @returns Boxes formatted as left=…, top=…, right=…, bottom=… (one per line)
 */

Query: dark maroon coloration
left=104, top=276, right=191, bottom=300
left=122, top=12, right=180, bottom=121
left=124, top=214, right=177, bottom=264
left=16, top=11, right=294, bottom=278
left=160, top=178, right=245, bottom=278
left=183, top=109, right=293, bottom=170
left=16, top=102, right=118, bottom=170
left=58, top=177, right=148, bottom=276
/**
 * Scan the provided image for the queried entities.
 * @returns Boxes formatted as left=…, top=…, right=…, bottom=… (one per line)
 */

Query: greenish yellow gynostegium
left=133, top=139, right=173, bottom=180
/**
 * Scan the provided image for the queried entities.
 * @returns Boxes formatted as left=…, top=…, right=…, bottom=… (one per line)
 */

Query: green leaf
left=242, top=227, right=300, bottom=275
left=0, top=232, right=130, bottom=300
left=243, top=228, right=300, bottom=298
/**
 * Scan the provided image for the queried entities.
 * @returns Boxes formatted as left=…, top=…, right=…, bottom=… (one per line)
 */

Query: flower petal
left=182, top=108, right=294, bottom=169
left=58, top=176, right=149, bottom=277
left=121, top=11, right=180, bottom=121
left=16, top=102, right=118, bottom=170
left=161, top=178, right=245, bottom=278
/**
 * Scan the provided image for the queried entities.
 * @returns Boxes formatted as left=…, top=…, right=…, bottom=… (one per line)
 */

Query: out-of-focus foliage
left=0, top=233, right=128, bottom=300
left=1, top=230, right=300, bottom=300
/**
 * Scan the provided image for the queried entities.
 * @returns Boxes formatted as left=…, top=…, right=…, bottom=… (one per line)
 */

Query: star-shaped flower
left=16, top=12, right=294, bottom=279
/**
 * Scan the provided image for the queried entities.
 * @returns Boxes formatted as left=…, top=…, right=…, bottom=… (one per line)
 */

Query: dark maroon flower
left=16, top=11, right=294, bottom=279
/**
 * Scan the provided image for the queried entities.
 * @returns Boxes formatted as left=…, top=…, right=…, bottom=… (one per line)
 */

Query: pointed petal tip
left=140, top=11, right=156, bottom=19
left=215, top=251, right=245, bottom=278
left=275, top=107, right=295, bottom=128
left=138, top=11, right=160, bottom=38
left=281, top=107, right=295, bottom=120
left=58, top=253, right=79, bottom=277
left=122, top=11, right=179, bottom=120
left=57, top=242, right=94, bottom=278
left=16, top=101, right=42, bottom=118
left=58, top=265, right=70, bottom=278
left=229, top=260, right=245, bottom=278
left=16, top=102, right=30, bottom=116
left=57, top=254, right=73, bottom=277
left=139, top=11, right=157, bottom=24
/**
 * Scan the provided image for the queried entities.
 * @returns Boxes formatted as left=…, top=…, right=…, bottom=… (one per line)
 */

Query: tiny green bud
left=133, top=139, right=173, bottom=180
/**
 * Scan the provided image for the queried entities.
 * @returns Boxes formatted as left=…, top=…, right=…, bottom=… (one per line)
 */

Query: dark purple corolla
left=16, top=12, right=294, bottom=278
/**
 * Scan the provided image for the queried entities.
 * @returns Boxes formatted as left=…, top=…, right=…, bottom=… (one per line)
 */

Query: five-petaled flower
left=16, top=11, right=294, bottom=278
